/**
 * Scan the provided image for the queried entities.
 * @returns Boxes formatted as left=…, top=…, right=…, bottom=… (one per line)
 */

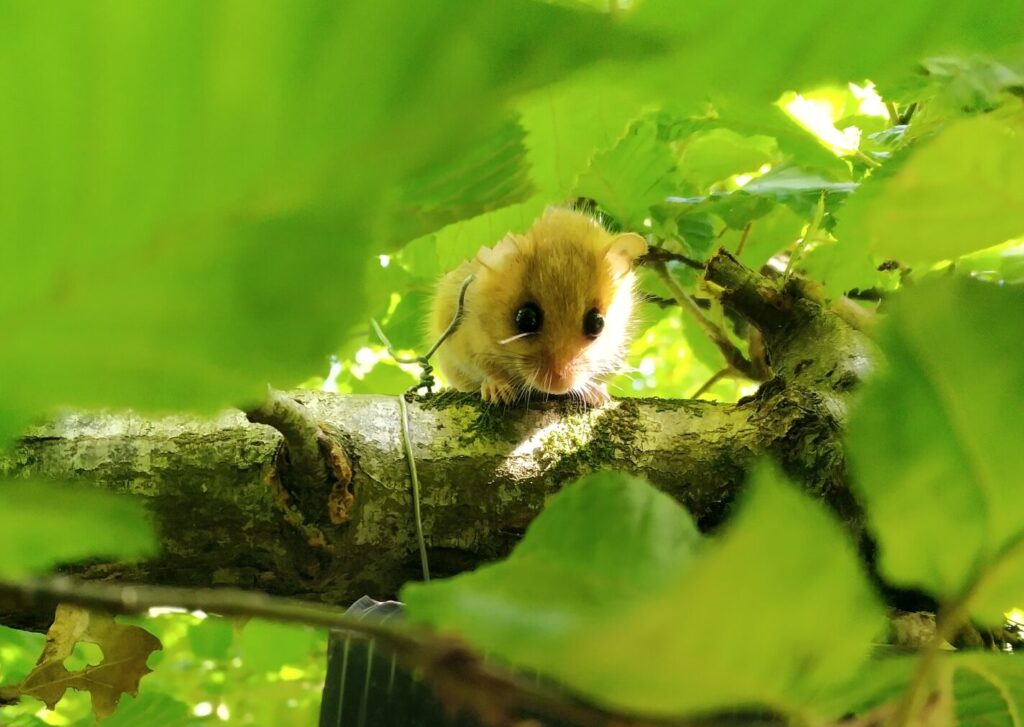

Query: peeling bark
left=0, top=251, right=877, bottom=627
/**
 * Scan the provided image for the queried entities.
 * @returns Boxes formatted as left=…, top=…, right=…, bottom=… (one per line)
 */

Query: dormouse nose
left=546, top=351, right=575, bottom=376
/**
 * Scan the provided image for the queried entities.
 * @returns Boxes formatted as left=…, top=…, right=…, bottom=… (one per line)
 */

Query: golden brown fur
left=429, top=207, right=646, bottom=405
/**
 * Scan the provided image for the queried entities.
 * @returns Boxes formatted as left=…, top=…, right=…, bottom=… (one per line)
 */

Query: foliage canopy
left=2, top=0, right=1024, bottom=725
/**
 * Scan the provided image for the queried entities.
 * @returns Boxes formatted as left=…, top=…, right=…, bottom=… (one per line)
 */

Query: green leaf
left=83, top=692, right=194, bottom=727
left=737, top=204, right=806, bottom=269
left=952, top=654, right=1024, bottom=727
left=350, top=360, right=419, bottom=396
left=412, top=197, right=550, bottom=276
left=575, top=119, right=680, bottom=228
left=677, top=128, right=776, bottom=190
left=403, top=471, right=703, bottom=658
left=372, top=116, right=534, bottom=251
left=957, top=241, right=1024, bottom=286
left=377, top=288, right=433, bottom=353
left=835, top=115, right=1024, bottom=266
left=187, top=616, right=235, bottom=662
left=820, top=653, right=1024, bottom=724
left=692, top=101, right=853, bottom=178
left=517, top=70, right=652, bottom=200
left=404, top=467, right=883, bottom=717
left=0, top=481, right=156, bottom=578
left=628, top=1, right=1023, bottom=109
left=801, top=238, right=882, bottom=298
left=0, top=626, right=46, bottom=685
left=741, top=167, right=857, bottom=207
left=847, top=278, right=1024, bottom=622
left=0, top=0, right=655, bottom=442
left=240, top=620, right=323, bottom=673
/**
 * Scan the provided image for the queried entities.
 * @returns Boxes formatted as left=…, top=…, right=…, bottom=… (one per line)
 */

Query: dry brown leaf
left=10, top=603, right=161, bottom=719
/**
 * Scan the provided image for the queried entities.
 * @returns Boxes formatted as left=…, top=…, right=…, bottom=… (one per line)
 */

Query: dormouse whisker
left=498, top=332, right=537, bottom=345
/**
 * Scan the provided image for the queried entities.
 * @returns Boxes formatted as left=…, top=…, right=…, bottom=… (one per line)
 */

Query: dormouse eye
left=583, top=308, right=604, bottom=338
left=515, top=302, right=543, bottom=334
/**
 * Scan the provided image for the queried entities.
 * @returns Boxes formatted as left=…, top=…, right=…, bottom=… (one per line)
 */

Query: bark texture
left=0, top=251, right=876, bottom=625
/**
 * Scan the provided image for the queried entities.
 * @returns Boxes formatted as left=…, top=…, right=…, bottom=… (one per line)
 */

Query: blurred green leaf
left=404, top=466, right=883, bottom=718
left=350, top=360, right=419, bottom=395
left=628, top=1, right=1023, bottom=109
left=186, top=616, right=234, bottom=662
left=0, top=626, right=45, bottom=684
left=372, top=116, right=534, bottom=251
left=957, top=241, right=1024, bottom=285
left=576, top=119, right=680, bottom=228
left=0, top=481, right=155, bottom=578
left=240, top=620, right=323, bottom=674
left=416, top=197, right=550, bottom=275
left=0, top=0, right=656, bottom=442
left=948, top=653, right=1024, bottom=727
left=77, top=692, right=196, bottom=727
left=835, top=115, right=1024, bottom=265
left=1, top=714, right=50, bottom=727
left=847, top=278, right=1024, bottom=622
left=379, top=289, right=433, bottom=353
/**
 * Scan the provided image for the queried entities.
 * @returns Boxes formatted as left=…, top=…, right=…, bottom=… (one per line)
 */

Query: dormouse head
left=472, top=207, right=647, bottom=399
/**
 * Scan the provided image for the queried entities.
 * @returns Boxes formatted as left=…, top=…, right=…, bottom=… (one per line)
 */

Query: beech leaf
left=9, top=604, right=161, bottom=720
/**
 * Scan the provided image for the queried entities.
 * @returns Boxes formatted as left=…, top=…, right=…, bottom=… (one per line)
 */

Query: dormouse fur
left=429, top=207, right=647, bottom=405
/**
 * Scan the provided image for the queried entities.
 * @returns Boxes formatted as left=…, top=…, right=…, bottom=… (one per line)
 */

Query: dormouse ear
left=475, top=233, right=521, bottom=273
left=604, top=232, right=647, bottom=277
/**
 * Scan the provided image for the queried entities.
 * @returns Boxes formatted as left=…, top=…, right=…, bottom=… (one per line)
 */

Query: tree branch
left=0, top=576, right=774, bottom=727
left=0, top=249, right=875, bottom=629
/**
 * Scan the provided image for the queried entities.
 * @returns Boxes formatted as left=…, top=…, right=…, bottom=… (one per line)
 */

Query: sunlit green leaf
left=847, top=278, right=1024, bottom=621
left=404, top=467, right=883, bottom=717
left=835, top=115, right=1024, bottom=265
left=576, top=119, right=680, bottom=228
left=677, top=128, right=776, bottom=190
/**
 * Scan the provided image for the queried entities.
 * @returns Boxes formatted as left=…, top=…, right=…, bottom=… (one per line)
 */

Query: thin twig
left=0, top=577, right=749, bottom=727
left=784, top=193, right=826, bottom=279
left=652, top=261, right=761, bottom=381
left=372, top=274, right=474, bottom=394
left=886, top=101, right=900, bottom=126
left=373, top=275, right=474, bottom=364
left=641, top=247, right=705, bottom=270
left=690, top=368, right=732, bottom=399
left=734, top=222, right=753, bottom=258
left=644, top=294, right=711, bottom=311
left=0, top=577, right=402, bottom=639
left=399, top=394, right=430, bottom=582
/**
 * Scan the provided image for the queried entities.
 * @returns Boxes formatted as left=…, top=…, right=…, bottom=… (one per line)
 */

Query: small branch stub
left=245, top=388, right=354, bottom=526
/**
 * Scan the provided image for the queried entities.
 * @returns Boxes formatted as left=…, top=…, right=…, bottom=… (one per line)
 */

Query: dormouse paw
left=579, top=383, right=610, bottom=407
left=480, top=379, right=517, bottom=405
